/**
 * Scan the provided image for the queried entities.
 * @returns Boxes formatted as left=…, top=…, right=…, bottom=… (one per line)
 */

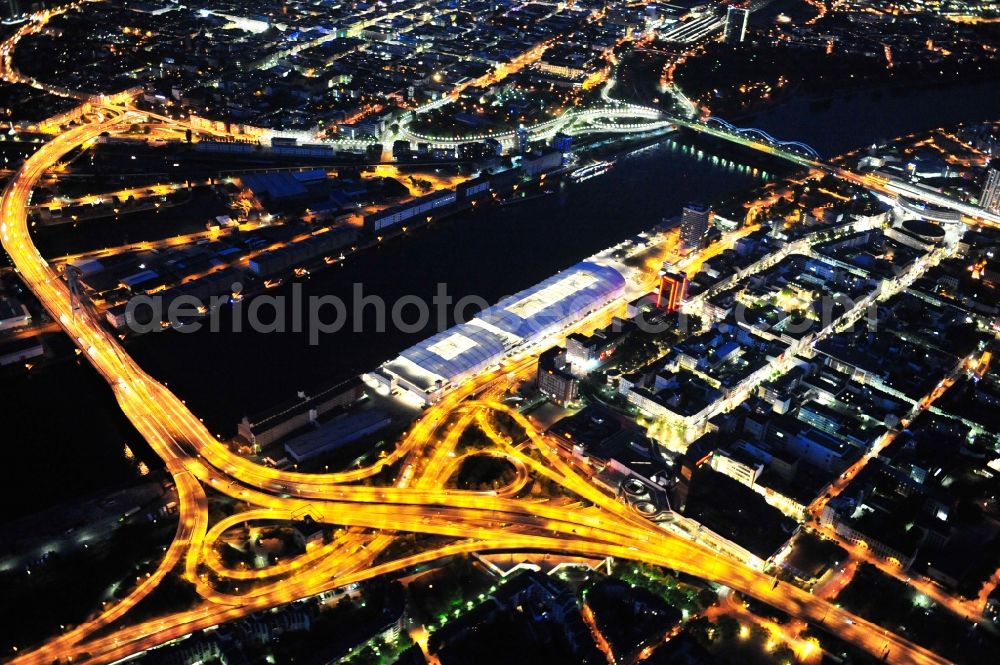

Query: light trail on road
left=1, top=110, right=955, bottom=665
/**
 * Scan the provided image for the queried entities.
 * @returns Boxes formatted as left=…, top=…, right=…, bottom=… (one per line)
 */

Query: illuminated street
left=0, top=104, right=961, bottom=665
left=3, top=2, right=1000, bottom=664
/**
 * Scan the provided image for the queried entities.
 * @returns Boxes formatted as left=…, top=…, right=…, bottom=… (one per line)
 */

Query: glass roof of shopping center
left=476, top=261, right=626, bottom=341
left=399, top=323, right=508, bottom=384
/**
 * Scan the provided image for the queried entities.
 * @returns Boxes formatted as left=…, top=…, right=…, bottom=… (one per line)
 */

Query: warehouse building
left=284, top=409, right=391, bottom=464
left=237, top=376, right=365, bottom=449
left=248, top=227, right=357, bottom=277
left=363, top=189, right=457, bottom=234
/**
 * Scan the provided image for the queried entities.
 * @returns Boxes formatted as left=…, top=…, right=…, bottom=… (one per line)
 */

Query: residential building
left=680, top=202, right=712, bottom=252
left=537, top=346, right=579, bottom=405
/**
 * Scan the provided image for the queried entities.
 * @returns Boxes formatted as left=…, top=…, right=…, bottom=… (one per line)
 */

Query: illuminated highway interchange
left=2, top=2, right=1000, bottom=665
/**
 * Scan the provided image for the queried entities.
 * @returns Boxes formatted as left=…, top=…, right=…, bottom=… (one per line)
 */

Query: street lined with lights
left=0, top=101, right=963, bottom=665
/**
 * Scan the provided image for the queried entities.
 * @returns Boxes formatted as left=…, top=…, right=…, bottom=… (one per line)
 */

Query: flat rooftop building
left=238, top=376, right=365, bottom=449
left=284, top=409, right=390, bottom=464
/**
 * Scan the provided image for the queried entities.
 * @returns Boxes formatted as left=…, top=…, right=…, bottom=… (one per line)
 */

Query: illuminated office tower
left=680, top=202, right=712, bottom=252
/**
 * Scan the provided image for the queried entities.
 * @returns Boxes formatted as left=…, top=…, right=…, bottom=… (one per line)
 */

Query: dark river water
left=126, top=138, right=766, bottom=434
left=5, top=81, right=1000, bottom=521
